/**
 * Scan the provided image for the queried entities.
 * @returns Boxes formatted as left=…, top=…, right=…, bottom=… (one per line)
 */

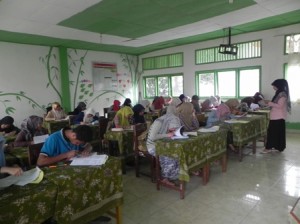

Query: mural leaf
left=46, top=83, right=50, bottom=88
left=20, top=91, right=25, bottom=95
left=16, top=96, right=21, bottom=101
left=80, top=84, right=85, bottom=88
left=69, top=69, right=73, bottom=74
left=84, top=91, right=89, bottom=94
left=4, top=100, right=10, bottom=102
left=5, top=107, right=15, bottom=115
left=79, top=95, right=84, bottom=99
left=53, top=54, right=56, bottom=60
left=80, top=88, right=85, bottom=92
left=88, top=84, right=93, bottom=88
left=69, top=81, right=74, bottom=85
left=72, top=61, right=76, bottom=67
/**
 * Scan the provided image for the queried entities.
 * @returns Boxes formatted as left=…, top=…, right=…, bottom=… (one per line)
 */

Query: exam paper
left=70, top=154, right=108, bottom=166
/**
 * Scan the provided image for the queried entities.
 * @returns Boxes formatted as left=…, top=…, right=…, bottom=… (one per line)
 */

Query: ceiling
left=0, top=0, right=300, bottom=55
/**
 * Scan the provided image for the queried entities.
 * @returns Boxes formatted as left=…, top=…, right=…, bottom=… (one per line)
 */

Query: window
left=195, top=40, right=261, bottom=64
left=285, top=34, right=300, bottom=54
left=143, top=74, right=183, bottom=98
left=196, top=67, right=261, bottom=99
left=285, top=63, right=300, bottom=102
left=142, top=53, right=183, bottom=70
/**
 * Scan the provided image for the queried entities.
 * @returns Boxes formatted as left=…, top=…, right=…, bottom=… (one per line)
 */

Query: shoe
left=92, top=216, right=111, bottom=222
left=260, top=149, right=271, bottom=154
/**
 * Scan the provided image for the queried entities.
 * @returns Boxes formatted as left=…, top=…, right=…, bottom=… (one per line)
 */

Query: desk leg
left=252, top=139, right=257, bottom=154
left=239, top=146, right=243, bottom=162
left=116, top=205, right=122, bottom=224
left=156, top=155, right=161, bottom=190
left=221, top=153, right=227, bottom=172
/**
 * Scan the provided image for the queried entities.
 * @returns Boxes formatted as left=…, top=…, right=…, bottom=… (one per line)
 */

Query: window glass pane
left=286, top=34, right=300, bottom=54
left=198, top=73, right=214, bottom=97
left=286, top=65, right=300, bottom=102
left=171, top=76, right=183, bottom=96
left=145, top=77, right=156, bottom=97
left=158, top=77, right=169, bottom=96
left=239, top=69, right=260, bottom=96
left=218, top=71, right=236, bottom=97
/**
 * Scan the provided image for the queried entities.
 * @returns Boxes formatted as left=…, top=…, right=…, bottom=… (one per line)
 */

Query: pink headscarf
left=216, top=103, right=230, bottom=120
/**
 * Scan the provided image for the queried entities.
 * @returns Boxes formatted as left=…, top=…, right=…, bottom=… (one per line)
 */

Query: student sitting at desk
left=146, top=99, right=182, bottom=186
left=132, top=104, right=146, bottom=124
left=45, top=102, right=67, bottom=121
left=177, top=102, right=199, bottom=131
left=74, top=108, right=98, bottom=125
left=0, top=136, right=23, bottom=177
left=14, top=115, right=48, bottom=147
left=113, top=104, right=134, bottom=128
left=0, top=116, right=20, bottom=137
left=37, top=125, right=93, bottom=167
left=68, top=101, right=86, bottom=115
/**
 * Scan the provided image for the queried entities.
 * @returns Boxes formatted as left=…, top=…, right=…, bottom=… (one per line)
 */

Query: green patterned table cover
left=42, top=157, right=123, bottom=224
left=104, top=130, right=133, bottom=155
left=222, top=115, right=267, bottom=148
left=249, top=110, right=270, bottom=121
left=155, top=129, right=227, bottom=182
left=43, top=120, right=70, bottom=134
left=0, top=179, right=57, bottom=224
left=5, top=147, right=29, bottom=169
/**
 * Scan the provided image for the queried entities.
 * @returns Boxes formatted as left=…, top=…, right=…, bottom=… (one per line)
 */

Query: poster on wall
left=92, top=62, right=118, bottom=92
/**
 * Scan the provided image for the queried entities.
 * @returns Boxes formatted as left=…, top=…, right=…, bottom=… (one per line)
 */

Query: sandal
left=260, top=149, right=271, bottom=154
left=161, top=178, right=175, bottom=186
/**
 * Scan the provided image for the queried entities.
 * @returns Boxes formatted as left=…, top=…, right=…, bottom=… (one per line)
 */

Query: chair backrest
left=28, top=142, right=44, bottom=167
left=99, top=117, right=109, bottom=140
left=133, top=123, right=148, bottom=152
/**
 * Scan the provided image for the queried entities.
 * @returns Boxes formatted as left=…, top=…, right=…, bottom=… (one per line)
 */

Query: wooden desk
left=43, top=120, right=70, bottom=134
left=0, top=179, right=57, bottom=223
left=223, top=114, right=267, bottom=161
left=155, top=129, right=227, bottom=199
left=43, top=157, right=123, bottom=224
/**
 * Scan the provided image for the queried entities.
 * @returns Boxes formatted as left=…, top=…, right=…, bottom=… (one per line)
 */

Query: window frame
left=143, top=73, right=184, bottom=99
left=195, top=66, right=261, bottom=99
left=142, top=52, right=184, bottom=70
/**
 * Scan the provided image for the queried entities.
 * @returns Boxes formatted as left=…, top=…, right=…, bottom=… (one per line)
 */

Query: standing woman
left=261, top=79, right=291, bottom=153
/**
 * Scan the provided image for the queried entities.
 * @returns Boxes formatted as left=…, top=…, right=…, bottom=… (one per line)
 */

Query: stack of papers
left=198, top=126, right=220, bottom=133
left=33, top=134, right=49, bottom=144
left=0, top=167, right=44, bottom=188
left=70, top=154, right=108, bottom=166
left=224, top=120, right=249, bottom=124
left=171, top=126, right=189, bottom=140
left=111, top=128, right=123, bottom=131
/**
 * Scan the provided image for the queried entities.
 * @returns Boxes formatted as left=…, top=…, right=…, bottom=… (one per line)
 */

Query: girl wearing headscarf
left=0, top=116, right=20, bottom=137
left=113, top=105, right=134, bottom=128
left=74, top=108, right=98, bottom=124
left=132, top=104, right=146, bottom=124
left=14, top=116, right=48, bottom=147
left=261, top=79, right=291, bottom=153
left=146, top=99, right=181, bottom=185
left=45, top=102, right=67, bottom=121
left=177, top=102, right=199, bottom=131
left=69, top=102, right=86, bottom=115
left=151, top=96, right=165, bottom=111
left=139, top=100, right=151, bottom=113
left=112, top=100, right=121, bottom=112
left=122, top=98, right=132, bottom=108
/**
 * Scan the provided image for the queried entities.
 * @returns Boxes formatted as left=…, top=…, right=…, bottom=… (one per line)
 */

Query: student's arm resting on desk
left=37, top=150, right=77, bottom=166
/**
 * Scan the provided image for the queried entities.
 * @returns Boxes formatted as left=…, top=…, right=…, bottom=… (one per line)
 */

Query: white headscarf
left=83, top=108, right=95, bottom=123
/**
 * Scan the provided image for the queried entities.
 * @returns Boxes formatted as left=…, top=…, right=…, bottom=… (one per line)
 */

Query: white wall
left=139, top=23, right=300, bottom=123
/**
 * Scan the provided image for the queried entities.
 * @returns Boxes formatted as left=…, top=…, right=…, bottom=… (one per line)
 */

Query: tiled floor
left=93, top=132, right=300, bottom=224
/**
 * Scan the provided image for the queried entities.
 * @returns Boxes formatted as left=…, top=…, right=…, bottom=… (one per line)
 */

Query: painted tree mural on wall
left=0, top=46, right=59, bottom=115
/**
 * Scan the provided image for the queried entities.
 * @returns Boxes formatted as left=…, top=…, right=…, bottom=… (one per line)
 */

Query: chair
left=133, top=123, right=156, bottom=182
left=28, top=142, right=44, bottom=167
left=98, top=117, right=109, bottom=153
